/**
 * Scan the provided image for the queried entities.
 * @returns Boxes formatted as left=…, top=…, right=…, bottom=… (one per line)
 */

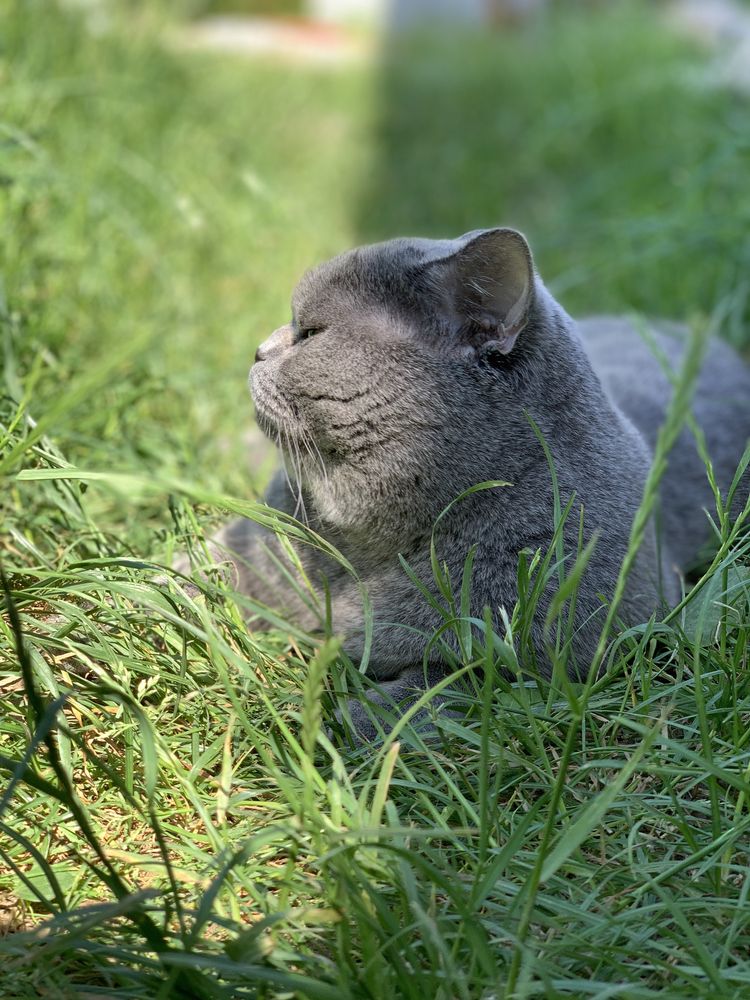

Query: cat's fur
left=188, top=229, right=750, bottom=726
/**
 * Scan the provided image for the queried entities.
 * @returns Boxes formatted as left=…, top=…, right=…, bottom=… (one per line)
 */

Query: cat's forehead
left=292, top=236, right=459, bottom=318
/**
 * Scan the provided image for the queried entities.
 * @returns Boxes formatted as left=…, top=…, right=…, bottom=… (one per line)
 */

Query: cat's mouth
left=251, top=384, right=334, bottom=515
left=250, top=369, right=299, bottom=436
left=251, top=379, right=323, bottom=469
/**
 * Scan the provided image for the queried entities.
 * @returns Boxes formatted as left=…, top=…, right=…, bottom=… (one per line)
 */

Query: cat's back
left=577, top=315, right=750, bottom=568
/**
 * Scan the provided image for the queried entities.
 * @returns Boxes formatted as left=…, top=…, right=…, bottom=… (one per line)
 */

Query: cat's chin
left=250, top=378, right=303, bottom=447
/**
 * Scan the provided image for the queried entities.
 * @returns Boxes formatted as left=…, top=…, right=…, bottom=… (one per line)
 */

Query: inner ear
left=432, top=228, right=535, bottom=355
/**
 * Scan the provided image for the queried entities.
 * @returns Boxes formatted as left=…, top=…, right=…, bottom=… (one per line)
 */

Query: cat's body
left=191, top=230, right=750, bottom=720
left=579, top=317, right=749, bottom=568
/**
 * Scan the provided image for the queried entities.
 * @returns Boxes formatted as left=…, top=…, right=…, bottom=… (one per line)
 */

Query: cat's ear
left=432, top=228, right=535, bottom=355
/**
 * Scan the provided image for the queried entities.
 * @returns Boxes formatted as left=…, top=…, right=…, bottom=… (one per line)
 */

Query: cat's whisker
left=276, top=427, right=295, bottom=499
left=283, top=424, right=307, bottom=523
left=301, top=428, right=329, bottom=488
left=293, top=444, right=309, bottom=524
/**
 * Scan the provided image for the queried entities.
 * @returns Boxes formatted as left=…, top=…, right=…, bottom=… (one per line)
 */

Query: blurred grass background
left=2, top=0, right=750, bottom=995
left=360, top=15, right=750, bottom=342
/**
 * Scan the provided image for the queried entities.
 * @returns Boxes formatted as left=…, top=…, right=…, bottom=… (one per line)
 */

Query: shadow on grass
left=355, top=3, right=750, bottom=349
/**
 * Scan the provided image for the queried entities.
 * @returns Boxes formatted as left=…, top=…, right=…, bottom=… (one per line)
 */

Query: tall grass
left=2, top=1, right=750, bottom=997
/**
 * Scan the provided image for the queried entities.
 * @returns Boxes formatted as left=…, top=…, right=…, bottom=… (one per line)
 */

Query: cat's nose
left=254, top=324, right=295, bottom=363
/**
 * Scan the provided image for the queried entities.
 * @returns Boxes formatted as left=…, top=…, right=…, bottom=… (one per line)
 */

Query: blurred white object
left=721, top=37, right=750, bottom=92
left=174, top=16, right=366, bottom=66
left=668, top=0, right=750, bottom=45
left=668, top=0, right=750, bottom=93
left=309, top=0, right=389, bottom=24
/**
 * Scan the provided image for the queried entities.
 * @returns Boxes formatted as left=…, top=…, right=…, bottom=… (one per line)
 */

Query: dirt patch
left=0, top=892, right=34, bottom=936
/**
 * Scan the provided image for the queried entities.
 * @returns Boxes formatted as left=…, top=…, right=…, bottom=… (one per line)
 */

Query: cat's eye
left=298, top=326, right=323, bottom=342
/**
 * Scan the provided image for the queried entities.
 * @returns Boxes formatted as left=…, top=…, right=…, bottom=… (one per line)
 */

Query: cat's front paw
left=331, top=664, right=461, bottom=746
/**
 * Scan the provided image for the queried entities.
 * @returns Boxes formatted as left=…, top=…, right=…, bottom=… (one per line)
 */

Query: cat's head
left=250, top=228, right=558, bottom=536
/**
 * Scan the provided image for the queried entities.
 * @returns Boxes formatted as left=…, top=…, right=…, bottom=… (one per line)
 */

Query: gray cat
left=187, top=229, right=750, bottom=730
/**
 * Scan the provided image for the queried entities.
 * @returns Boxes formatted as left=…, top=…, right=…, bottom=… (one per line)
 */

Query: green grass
left=2, top=0, right=750, bottom=996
